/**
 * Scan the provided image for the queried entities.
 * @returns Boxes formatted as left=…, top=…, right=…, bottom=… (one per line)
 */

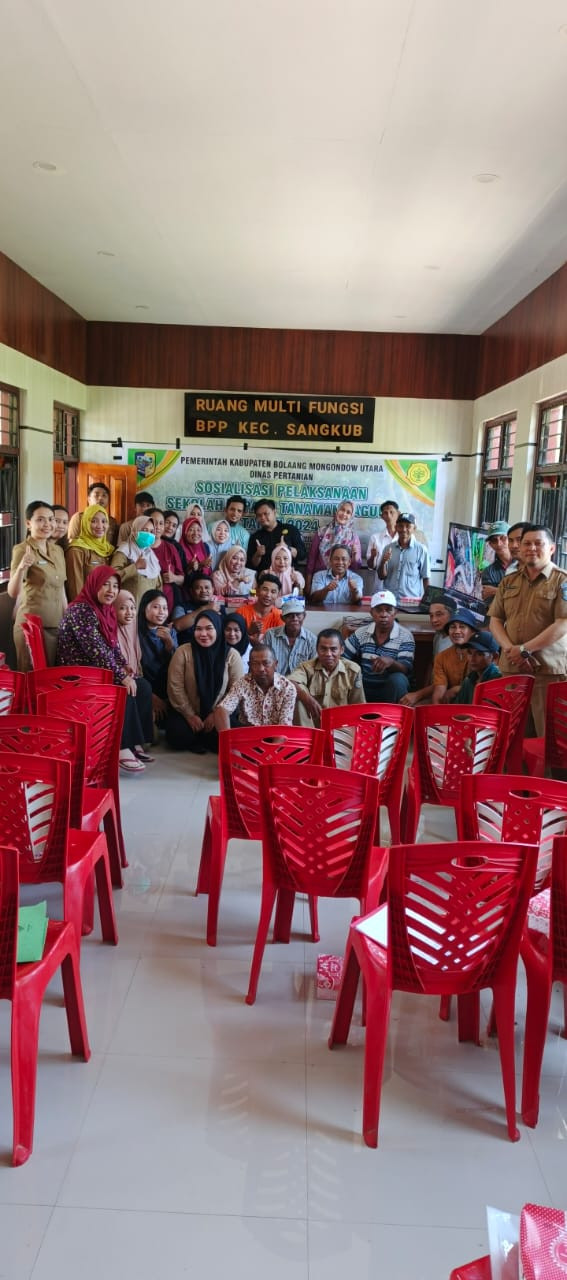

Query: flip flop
left=119, top=757, right=146, bottom=773
left=134, top=749, right=155, bottom=763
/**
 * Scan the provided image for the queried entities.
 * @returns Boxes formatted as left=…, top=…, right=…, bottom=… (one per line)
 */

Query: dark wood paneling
left=0, top=252, right=86, bottom=383
left=477, top=263, right=567, bottom=397
left=86, top=322, right=479, bottom=400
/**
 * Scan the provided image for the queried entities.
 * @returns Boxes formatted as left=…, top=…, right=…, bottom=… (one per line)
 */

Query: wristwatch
left=519, top=647, right=531, bottom=660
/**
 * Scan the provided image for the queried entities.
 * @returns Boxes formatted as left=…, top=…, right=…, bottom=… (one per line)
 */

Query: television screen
left=443, top=522, right=494, bottom=618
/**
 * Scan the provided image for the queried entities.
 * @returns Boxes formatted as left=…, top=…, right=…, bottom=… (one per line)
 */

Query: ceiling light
left=97, top=250, right=116, bottom=258
left=473, top=173, right=500, bottom=183
left=394, top=313, right=407, bottom=318
left=135, top=304, right=150, bottom=310
left=32, top=160, right=58, bottom=173
left=425, top=264, right=441, bottom=271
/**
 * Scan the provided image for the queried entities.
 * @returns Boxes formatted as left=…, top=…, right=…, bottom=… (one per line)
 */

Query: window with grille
left=0, top=384, right=19, bottom=584
left=53, top=403, right=80, bottom=460
left=532, top=398, right=567, bottom=569
left=478, top=415, right=517, bottom=526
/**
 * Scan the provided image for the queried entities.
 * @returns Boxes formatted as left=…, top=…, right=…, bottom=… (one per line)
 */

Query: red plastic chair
left=449, top=1261, right=491, bottom=1280
left=36, top=685, right=128, bottom=871
left=26, top=665, right=113, bottom=713
left=196, top=726, right=325, bottom=946
left=329, top=839, right=538, bottom=1146
left=459, top=773, right=567, bottom=897
left=0, top=669, right=26, bottom=715
left=0, top=844, right=90, bottom=1165
left=523, top=680, right=567, bottom=777
left=21, top=614, right=48, bottom=670
left=401, top=705, right=510, bottom=842
left=246, top=764, right=387, bottom=1004
left=0, top=713, right=124, bottom=906
left=473, top=674, right=534, bottom=774
left=521, top=835, right=567, bottom=1127
left=320, top=703, right=413, bottom=842
left=0, top=754, right=118, bottom=947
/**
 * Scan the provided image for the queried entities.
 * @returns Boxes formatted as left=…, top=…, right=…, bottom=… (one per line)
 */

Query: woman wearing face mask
left=270, top=543, right=305, bottom=598
left=8, top=500, right=66, bottom=670
left=56, top=567, right=154, bottom=771
left=145, top=508, right=185, bottom=615
left=112, top=515, right=162, bottom=605
left=166, top=610, right=243, bottom=752
left=223, top=612, right=252, bottom=673
left=65, top=504, right=115, bottom=601
left=138, top=589, right=178, bottom=725
left=213, top=545, right=256, bottom=598
left=179, top=516, right=213, bottom=576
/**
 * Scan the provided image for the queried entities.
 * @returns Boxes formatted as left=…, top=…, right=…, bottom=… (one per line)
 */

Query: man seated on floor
left=290, top=628, right=365, bottom=726
left=173, top=572, right=221, bottom=640
left=214, top=643, right=297, bottom=729
left=343, top=590, right=415, bottom=703
left=455, top=631, right=501, bottom=702
left=400, top=596, right=456, bottom=707
left=309, top=545, right=364, bottom=605
left=264, top=599, right=317, bottom=676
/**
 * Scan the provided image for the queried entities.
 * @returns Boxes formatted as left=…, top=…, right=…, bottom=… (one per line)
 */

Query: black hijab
left=188, top=608, right=228, bottom=718
left=223, top=611, right=250, bottom=657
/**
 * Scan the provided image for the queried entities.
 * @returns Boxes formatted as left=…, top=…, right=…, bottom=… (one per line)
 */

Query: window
left=532, top=398, right=567, bottom=569
left=478, top=415, right=517, bottom=526
left=0, top=383, right=19, bottom=584
left=53, top=403, right=80, bottom=460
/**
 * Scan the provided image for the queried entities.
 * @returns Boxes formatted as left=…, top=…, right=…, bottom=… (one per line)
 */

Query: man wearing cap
left=290, top=628, right=365, bottom=726
left=309, top=546, right=364, bottom=605
left=377, top=513, right=430, bottom=602
left=481, top=522, right=512, bottom=600
left=264, top=601, right=317, bottom=677
left=455, top=632, right=501, bottom=703
left=432, top=607, right=478, bottom=703
left=489, top=523, right=567, bottom=735
left=344, top=590, right=415, bottom=702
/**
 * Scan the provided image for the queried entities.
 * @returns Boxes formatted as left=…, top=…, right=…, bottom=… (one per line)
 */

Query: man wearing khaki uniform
left=488, top=524, right=567, bottom=735
left=291, top=628, right=365, bottom=727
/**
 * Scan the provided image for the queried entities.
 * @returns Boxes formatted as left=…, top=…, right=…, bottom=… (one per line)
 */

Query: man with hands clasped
left=344, top=590, right=415, bottom=703
left=309, top=546, right=363, bottom=605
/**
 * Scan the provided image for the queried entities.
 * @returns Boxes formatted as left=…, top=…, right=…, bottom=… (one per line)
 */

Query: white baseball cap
left=370, top=590, right=397, bottom=609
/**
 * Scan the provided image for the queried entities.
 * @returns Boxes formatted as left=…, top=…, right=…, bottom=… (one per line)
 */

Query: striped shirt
left=263, top=623, right=318, bottom=676
left=344, top=620, right=415, bottom=683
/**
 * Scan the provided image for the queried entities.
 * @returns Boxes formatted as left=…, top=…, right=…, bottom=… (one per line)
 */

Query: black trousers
left=165, top=709, right=218, bottom=753
left=121, top=677, right=154, bottom=750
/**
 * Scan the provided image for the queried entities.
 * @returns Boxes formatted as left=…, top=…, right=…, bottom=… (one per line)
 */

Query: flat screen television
left=442, top=522, right=494, bottom=619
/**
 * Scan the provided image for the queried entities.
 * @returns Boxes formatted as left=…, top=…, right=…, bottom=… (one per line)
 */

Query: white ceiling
left=1, top=0, right=567, bottom=334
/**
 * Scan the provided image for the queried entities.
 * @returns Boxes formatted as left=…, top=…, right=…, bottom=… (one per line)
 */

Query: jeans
left=361, top=671, right=410, bottom=704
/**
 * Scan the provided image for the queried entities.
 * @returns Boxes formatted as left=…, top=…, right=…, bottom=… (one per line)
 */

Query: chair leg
left=246, top=886, right=278, bottom=1005
left=273, top=889, right=296, bottom=942
left=81, top=872, right=95, bottom=936
left=401, top=782, right=419, bottom=843
left=329, top=938, right=360, bottom=1046
left=112, top=783, right=128, bottom=868
left=562, top=983, right=567, bottom=1039
left=491, top=981, right=519, bottom=1141
left=439, top=995, right=452, bottom=1022
left=93, top=852, right=119, bottom=945
left=195, top=801, right=215, bottom=895
left=386, top=800, right=401, bottom=845
left=102, top=806, right=124, bottom=888
left=361, top=977, right=393, bottom=1148
left=457, top=992, right=481, bottom=1044
left=521, top=934, right=553, bottom=1127
left=10, top=993, right=42, bottom=1166
left=308, top=895, right=319, bottom=942
left=205, top=831, right=229, bottom=947
left=61, top=949, right=91, bottom=1059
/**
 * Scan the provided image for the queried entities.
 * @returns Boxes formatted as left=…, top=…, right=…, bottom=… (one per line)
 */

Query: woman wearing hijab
left=138, top=588, right=178, bottom=724
left=179, top=516, right=213, bottom=576
left=208, top=518, right=232, bottom=568
left=183, top=501, right=209, bottom=543
left=305, top=500, right=362, bottom=595
left=213, top=545, right=256, bottom=598
left=113, top=588, right=155, bottom=762
left=270, top=543, right=305, bottom=597
left=166, top=609, right=243, bottom=752
left=56, top=566, right=154, bottom=772
left=145, top=508, right=185, bottom=615
left=223, top=612, right=252, bottom=673
left=65, top=504, right=115, bottom=600
left=111, top=515, right=162, bottom=605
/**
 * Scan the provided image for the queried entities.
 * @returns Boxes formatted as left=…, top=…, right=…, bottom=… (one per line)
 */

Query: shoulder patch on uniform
left=561, top=583, right=567, bottom=601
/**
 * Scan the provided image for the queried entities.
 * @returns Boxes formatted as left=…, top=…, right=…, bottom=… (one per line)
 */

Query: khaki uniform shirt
left=488, top=562, right=567, bottom=675
left=290, top=656, right=365, bottom=709
left=68, top=511, right=118, bottom=545
left=11, top=538, right=66, bottom=630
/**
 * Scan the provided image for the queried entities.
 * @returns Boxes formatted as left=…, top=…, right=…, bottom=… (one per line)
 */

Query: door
left=76, top=463, right=138, bottom=526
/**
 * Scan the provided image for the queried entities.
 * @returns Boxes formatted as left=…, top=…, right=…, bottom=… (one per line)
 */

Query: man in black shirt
left=246, top=499, right=306, bottom=573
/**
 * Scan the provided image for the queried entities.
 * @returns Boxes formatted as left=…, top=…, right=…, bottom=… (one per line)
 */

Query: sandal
left=119, top=757, right=146, bottom=773
left=134, top=748, right=155, bottom=763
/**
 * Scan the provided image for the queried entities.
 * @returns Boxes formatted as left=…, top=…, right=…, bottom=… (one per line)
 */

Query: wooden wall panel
left=477, top=263, right=567, bottom=397
left=86, top=322, right=479, bottom=400
left=0, top=252, right=86, bottom=383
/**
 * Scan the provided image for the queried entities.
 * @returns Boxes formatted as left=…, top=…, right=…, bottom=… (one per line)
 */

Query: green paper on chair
left=17, top=901, right=48, bottom=963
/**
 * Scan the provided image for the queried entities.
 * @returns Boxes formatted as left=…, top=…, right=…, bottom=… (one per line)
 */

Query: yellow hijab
left=70, top=504, right=114, bottom=558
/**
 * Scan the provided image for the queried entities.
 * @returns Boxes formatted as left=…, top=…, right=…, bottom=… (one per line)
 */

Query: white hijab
left=117, top=515, right=162, bottom=579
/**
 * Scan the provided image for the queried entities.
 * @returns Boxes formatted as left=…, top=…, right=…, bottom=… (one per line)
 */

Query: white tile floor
left=1, top=747, right=567, bottom=1278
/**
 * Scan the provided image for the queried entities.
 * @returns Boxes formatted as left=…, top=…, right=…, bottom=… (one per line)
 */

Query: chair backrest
left=545, top=681, right=567, bottom=770
left=36, top=684, right=126, bottom=788
left=386, top=839, right=538, bottom=997
left=0, top=714, right=87, bottom=828
left=551, top=836, right=567, bottom=982
left=27, top=665, right=113, bottom=713
left=21, top=614, right=48, bottom=671
left=258, top=763, right=380, bottom=897
left=320, top=703, right=413, bottom=799
left=411, top=705, right=509, bottom=806
left=459, top=773, right=567, bottom=893
left=0, top=755, right=71, bottom=885
left=473, top=674, right=534, bottom=774
left=0, top=845, right=19, bottom=999
left=218, top=726, right=325, bottom=840
left=0, top=669, right=26, bottom=715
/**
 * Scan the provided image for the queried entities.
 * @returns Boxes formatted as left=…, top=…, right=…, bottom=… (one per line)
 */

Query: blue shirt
left=344, top=620, right=415, bottom=695
left=311, top=568, right=364, bottom=604
left=381, top=536, right=430, bottom=601
left=263, top=623, right=318, bottom=676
